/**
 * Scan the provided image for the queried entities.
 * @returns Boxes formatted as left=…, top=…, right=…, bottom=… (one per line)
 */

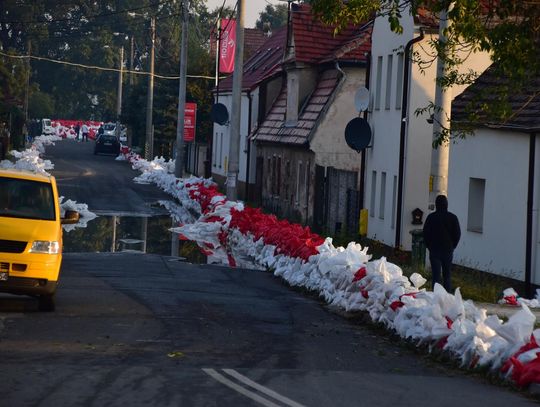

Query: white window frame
left=467, top=177, right=486, bottom=233
left=375, top=56, right=383, bottom=111
left=379, top=172, right=386, bottom=219
left=395, top=53, right=404, bottom=109
left=370, top=171, right=377, bottom=217
left=385, top=55, right=393, bottom=110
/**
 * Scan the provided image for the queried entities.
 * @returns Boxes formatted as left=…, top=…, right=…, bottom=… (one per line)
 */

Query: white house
left=449, top=68, right=540, bottom=287
left=211, top=27, right=286, bottom=201
left=365, top=7, right=492, bottom=250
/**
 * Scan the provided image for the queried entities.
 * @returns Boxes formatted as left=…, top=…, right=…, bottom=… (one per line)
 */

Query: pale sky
left=204, top=0, right=284, bottom=28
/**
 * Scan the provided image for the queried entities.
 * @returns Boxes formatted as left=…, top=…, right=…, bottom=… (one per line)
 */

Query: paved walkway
left=477, top=302, right=540, bottom=321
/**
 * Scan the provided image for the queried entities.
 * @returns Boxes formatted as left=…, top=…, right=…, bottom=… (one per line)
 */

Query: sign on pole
left=219, top=19, right=236, bottom=73
left=183, top=102, right=197, bottom=142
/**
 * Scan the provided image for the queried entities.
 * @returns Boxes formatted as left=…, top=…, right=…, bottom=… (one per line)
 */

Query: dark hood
left=435, top=195, right=448, bottom=211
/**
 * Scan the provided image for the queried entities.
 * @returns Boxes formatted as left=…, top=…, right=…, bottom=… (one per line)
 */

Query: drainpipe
left=359, top=52, right=371, bottom=209
left=395, top=29, right=425, bottom=248
left=245, top=91, right=253, bottom=200
left=525, top=132, right=536, bottom=297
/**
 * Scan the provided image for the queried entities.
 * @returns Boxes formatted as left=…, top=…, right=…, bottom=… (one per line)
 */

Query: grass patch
left=330, top=234, right=529, bottom=304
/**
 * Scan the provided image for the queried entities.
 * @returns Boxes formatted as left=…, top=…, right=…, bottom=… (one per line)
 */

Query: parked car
left=102, top=122, right=127, bottom=142
left=41, top=118, right=54, bottom=135
left=0, top=168, right=79, bottom=311
left=94, top=134, right=121, bottom=155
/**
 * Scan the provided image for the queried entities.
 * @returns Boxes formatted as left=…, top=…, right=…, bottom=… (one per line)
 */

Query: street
left=0, top=140, right=535, bottom=406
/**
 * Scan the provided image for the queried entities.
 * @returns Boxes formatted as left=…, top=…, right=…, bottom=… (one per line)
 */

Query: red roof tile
left=251, top=70, right=341, bottom=145
left=288, top=4, right=372, bottom=64
left=217, top=26, right=287, bottom=92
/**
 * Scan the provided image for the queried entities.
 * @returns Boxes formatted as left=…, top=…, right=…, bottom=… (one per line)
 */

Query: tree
left=255, top=4, right=289, bottom=32
left=309, top=0, right=540, bottom=141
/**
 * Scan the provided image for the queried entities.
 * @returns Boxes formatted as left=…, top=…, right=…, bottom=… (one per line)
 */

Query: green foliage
left=255, top=4, right=288, bottom=32
left=0, top=0, right=217, bottom=153
left=310, top=0, right=540, bottom=142
left=28, top=90, right=55, bottom=118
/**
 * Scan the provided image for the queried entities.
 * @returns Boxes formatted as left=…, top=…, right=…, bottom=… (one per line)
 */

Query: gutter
left=245, top=91, right=253, bottom=200
left=526, top=132, right=536, bottom=297
left=359, top=51, right=371, bottom=209
left=395, top=29, right=425, bottom=248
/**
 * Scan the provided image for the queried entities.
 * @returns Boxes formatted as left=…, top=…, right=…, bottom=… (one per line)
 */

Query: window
left=391, top=175, right=397, bottom=229
left=395, top=53, right=404, bottom=109
left=212, top=133, right=217, bottom=167
left=467, top=178, right=486, bottom=233
left=296, top=161, right=303, bottom=204
left=305, top=160, right=311, bottom=209
left=218, top=133, right=223, bottom=168
left=370, top=171, right=377, bottom=217
left=379, top=172, right=386, bottom=219
left=385, top=55, right=393, bottom=110
left=375, top=56, right=383, bottom=110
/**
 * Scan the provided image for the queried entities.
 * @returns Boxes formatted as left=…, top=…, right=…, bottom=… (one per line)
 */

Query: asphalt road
left=0, top=140, right=536, bottom=406
left=46, top=139, right=171, bottom=216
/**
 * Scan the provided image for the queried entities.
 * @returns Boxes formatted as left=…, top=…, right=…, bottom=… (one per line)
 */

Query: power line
left=0, top=1, right=171, bottom=25
left=0, top=50, right=221, bottom=81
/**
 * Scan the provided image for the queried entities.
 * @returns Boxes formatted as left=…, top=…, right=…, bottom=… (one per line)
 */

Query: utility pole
left=429, top=3, right=454, bottom=208
left=23, top=39, right=31, bottom=122
left=129, top=36, right=134, bottom=86
left=174, top=0, right=189, bottom=178
left=116, top=46, right=124, bottom=140
left=226, top=0, right=245, bottom=201
left=145, top=16, right=156, bottom=160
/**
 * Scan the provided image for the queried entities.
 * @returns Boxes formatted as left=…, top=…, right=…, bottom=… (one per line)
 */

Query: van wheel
left=38, top=294, right=56, bottom=312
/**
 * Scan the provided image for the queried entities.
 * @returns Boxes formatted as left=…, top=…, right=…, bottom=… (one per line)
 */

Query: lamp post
left=145, top=16, right=156, bottom=160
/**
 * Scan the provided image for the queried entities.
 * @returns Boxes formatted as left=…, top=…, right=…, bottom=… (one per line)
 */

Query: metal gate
left=313, top=166, right=359, bottom=235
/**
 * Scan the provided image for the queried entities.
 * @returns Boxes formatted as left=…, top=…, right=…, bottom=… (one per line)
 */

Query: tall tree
left=255, top=4, right=289, bottom=32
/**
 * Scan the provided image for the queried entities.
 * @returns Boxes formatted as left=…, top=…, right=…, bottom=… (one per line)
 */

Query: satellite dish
left=345, top=117, right=372, bottom=152
left=354, top=87, right=370, bottom=112
left=211, top=103, right=229, bottom=125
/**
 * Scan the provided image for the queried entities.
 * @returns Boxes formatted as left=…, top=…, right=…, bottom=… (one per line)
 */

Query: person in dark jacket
left=422, top=194, right=461, bottom=292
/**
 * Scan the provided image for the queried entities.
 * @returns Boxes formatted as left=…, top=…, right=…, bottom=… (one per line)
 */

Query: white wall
left=449, top=129, right=530, bottom=280
left=212, top=89, right=260, bottom=184
left=366, top=13, right=492, bottom=250
left=310, top=67, right=365, bottom=173
left=365, top=15, right=416, bottom=247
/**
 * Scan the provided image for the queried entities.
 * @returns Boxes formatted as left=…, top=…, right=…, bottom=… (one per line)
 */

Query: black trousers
left=429, top=249, right=453, bottom=292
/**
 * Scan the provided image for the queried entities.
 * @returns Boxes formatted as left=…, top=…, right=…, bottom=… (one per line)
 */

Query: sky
left=204, top=0, right=284, bottom=28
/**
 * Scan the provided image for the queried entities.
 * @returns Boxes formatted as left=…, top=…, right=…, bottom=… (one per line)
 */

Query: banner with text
left=219, top=19, right=236, bottom=73
left=184, top=102, right=197, bottom=142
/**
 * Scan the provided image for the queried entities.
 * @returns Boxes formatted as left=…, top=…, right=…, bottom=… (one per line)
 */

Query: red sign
left=219, top=19, right=236, bottom=73
left=184, top=102, right=197, bottom=142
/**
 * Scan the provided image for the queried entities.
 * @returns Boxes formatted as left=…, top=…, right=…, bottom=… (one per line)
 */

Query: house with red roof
left=250, top=3, right=372, bottom=232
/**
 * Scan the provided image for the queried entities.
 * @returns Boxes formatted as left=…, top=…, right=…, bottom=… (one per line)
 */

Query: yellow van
left=0, top=168, right=79, bottom=311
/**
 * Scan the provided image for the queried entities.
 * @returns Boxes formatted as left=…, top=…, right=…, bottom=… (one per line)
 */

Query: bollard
left=409, top=229, right=426, bottom=273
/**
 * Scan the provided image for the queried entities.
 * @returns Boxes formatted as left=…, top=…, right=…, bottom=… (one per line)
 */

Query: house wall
left=365, top=16, right=417, bottom=247
left=211, top=89, right=261, bottom=200
left=449, top=129, right=540, bottom=284
left=257, top=144, right=315, bottom=224
left=310, top=67, right=364, bottom=175
left=366, top=14, right=492, bottom=250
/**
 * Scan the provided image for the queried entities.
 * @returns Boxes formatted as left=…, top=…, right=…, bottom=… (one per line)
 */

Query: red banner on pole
left=219, top=19, right=236, bottom=73
left=184, top=102, right=197, bottom=142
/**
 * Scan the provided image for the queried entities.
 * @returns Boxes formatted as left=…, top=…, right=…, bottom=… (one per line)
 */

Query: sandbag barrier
left=117, top=149, right=540, bottom=389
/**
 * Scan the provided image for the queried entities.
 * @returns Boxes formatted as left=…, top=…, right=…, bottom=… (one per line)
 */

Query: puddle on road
left=63, top=214, right=207, bottom=263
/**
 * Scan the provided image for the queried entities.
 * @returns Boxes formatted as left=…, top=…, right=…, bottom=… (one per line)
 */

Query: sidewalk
left=478, top=302, right=540, bottom=321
